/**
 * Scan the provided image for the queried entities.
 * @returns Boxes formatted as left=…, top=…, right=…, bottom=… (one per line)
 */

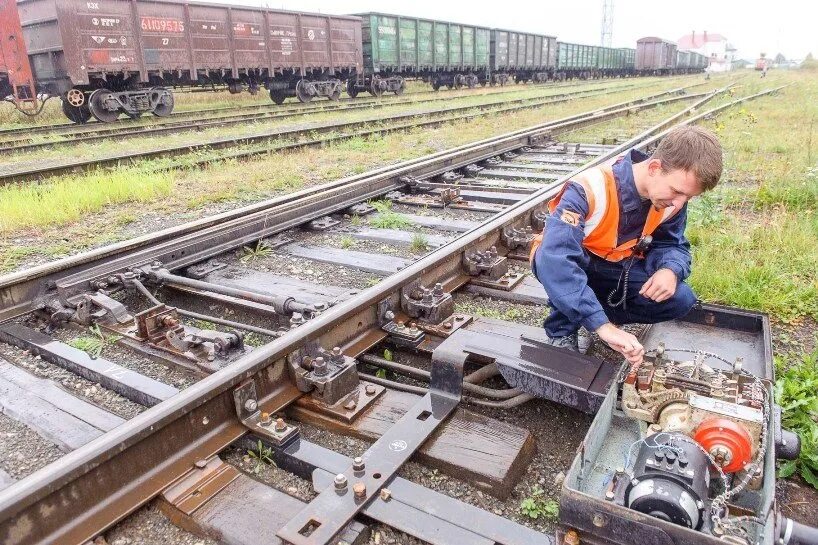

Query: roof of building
left=677, top=32, right=728, bottom=50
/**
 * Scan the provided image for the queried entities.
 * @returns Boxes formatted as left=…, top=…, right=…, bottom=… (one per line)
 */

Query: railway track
left=0, top=81, right=654, bottom=154
left=0, top=83, right=786, bottom=545
left=0, top=82, right=713, bottom=185
left=0, top=76, right=682, bottom=142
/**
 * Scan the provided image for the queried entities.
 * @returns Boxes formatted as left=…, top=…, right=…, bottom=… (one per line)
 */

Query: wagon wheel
left=295, top=79, right=314, bottom=103
left=346, top=79, right=359, bottom=99
left=329, top=85, right=342, bottom=101
left=466, top=77, right=476, bottom=89
left=61, top=98, right=91, bottom=124
left=431, top=78, right=441, bottom=91
left=151, top=87, right=175, bottom=117
left=269, top=89, right=286, bottom=105
left=393, top=79, right=406, bottom=96
left=87, top=89, right=120, bottom=123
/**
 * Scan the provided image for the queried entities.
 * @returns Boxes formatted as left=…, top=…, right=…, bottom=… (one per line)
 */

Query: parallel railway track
left=0, top=83, right=785, bottom=545
left=0, top=78, right=668, bottom=145
left=0, top=83, right=711, bottom=185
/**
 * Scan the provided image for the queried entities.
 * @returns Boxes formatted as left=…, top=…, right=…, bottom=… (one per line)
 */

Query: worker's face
left=645, top=159, right=703, bottom=210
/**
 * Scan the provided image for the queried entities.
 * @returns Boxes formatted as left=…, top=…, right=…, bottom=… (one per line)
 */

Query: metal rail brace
left=276, top=340, right=467, bottom=545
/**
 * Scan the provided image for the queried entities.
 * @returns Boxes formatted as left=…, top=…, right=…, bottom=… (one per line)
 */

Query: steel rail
left=0, top=79, right=656, bottom=147
left=0, top=83, right=647, bottom=154
left=0, top=86, right=716, bottom=322
left=0, top=85, right=709, bottom=185
left=0, top=83, right=780, bottom=545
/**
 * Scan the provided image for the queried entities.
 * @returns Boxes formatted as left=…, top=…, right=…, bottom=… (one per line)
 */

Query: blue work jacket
left=531, top=149, right=692, bottom=332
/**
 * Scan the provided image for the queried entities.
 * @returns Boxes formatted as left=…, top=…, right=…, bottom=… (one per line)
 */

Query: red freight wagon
left=635, top=36, right=677, bottom=74
left=8, top=0, right=362, bottom=122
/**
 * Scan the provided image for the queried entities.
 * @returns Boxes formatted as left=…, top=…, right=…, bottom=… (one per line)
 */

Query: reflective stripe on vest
left=530, top=162, right=677, bottom=263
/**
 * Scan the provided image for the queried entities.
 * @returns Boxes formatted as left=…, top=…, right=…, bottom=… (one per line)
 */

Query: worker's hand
left=639, top=268, right=678, bottom=302
left=595, top=323, right=644, bottom=365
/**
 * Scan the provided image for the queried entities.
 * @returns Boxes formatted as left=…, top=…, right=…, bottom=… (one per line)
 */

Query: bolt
left=332, top=346, right=342, bottom=357
left=353, top=457, right=365, bottom=471
left=334, top=474, right=348, bottom=490
left=365, top=384, right=377, bottom=396
left=592, top=513, right=608, bottom=527
left=352, top=482, right=366, bottom=498
left=409, top=322, right=418, bottom=332
left=344, top=398, right=357, bottom=410
left=380, top=488, right=392, bottom=501
left=563, top=530, right=580, bottom=545
left=443, top=322, right=453, bottom=330
left=194, top=459, right=208, bottom=469
left=260, top=412, right=271, bottom=426
left=384, top=310, right=395, bottom=320
left=396, top=320, right=405, bottom=329
left=244, top=399, right=258, bottom=412
left=604, top=490, right=615, bottom=500
left=274, top=418, right=287, bottom=432
left=313, top=357, right=328, bottom=376
left=433, top=283, right=444, bottom=297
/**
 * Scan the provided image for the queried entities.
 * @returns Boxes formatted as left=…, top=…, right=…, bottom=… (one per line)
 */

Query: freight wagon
left=350, top=12, right=490, bottom=95
left=556, top=42, right=635, bottom=79
left=0, top=0, right=38, bottom=112
left=636, top=36, right=677, bottom=74
left=9, top=0, right=362, bottom=122
left=489, top=29, right=556, bottom=85
left=676, top=49, right=708, bottom=73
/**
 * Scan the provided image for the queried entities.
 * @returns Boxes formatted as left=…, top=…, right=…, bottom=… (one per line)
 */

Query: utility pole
left=601, top=0, right=614, bottom=47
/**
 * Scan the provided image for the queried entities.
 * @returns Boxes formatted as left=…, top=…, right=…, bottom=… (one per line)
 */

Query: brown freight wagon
left=635, top=36, right=677, bottom=74
left=11, top=0, right=363, bottom=122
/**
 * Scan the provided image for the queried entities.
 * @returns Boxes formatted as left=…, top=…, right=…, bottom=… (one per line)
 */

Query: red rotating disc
left=693, top=418, right=753, bottom=473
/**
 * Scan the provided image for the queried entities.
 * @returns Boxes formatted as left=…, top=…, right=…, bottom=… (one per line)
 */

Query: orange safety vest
left=529, top=162, right=678, bottom=263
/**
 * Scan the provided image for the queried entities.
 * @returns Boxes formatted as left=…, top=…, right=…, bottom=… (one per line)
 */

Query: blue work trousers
left=544, top=255, right=697, bottom=337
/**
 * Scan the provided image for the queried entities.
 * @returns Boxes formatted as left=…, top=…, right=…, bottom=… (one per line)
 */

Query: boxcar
left=489, top=29, right=556, bottom=85
left=14, top=0, right=363, bottom=122
left=635, top=37, right=677, bottom=74
left=351, top=12, right=489, bottom=95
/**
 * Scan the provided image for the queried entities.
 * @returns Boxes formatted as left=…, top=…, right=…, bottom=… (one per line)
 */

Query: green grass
left=686, top=74, right=818, bottom=322
left=0, top=167, right=173, bottom=234
left=409, top=233, right=429, bottom=253
left=368, top=199, right=413, bottom=229
left=67, top=325, right=121, bottom=359
left=339, top=235, right=356, bottom=249
left=240, top=240, right=274, bottom=262
left=775, top=348, right=818, bottom=489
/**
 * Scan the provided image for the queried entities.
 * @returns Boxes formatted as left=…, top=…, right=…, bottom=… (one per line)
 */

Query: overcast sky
left=231, top=0, right=817, bottom=60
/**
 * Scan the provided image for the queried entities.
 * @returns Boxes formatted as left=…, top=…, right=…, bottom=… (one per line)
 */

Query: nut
left=334, top=474, right=348, bottom=490
left=244, top=398, right=258, bottom=412
left=344, top=398, right=357, bottom=410
left=352, top=482, right=366, bottom=498
left=380, top=488, right=392, bottom=501
left=274, top=418, right=287, bottom=432
left=563, top=529, right=580, bottom=545
left=352, top=457, right=365, bottom=471
left=365, top=384, right=377, bottom=396
left=259, top=412, right=272, bottom=425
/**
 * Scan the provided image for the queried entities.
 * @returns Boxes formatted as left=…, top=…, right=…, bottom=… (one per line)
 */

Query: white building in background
left=677, top=31, right=737, bottom=72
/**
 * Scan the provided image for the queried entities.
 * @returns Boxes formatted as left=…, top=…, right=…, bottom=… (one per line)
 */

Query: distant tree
left=807, top=52, right=815, bottom=61
left=774, top=53, right=786, bottom=64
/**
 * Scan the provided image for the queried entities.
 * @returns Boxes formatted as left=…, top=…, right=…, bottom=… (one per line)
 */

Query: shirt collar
left=612, top=149, right=650, bottom=212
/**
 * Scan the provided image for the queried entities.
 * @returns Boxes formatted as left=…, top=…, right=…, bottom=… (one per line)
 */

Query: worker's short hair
left=651, top=125, right=723, bottom=191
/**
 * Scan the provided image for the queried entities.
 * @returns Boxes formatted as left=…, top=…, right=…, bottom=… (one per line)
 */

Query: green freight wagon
left=489, top=29, right=556, bottom=85
left=556, top=42, right=599, bottom=79
left=350, top=12, right=490, bottom=96
left=620, top=48, right=636, bottom=73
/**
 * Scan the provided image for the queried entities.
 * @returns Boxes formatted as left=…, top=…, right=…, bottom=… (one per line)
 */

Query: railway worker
left=529, top=126, right=723, bottom=365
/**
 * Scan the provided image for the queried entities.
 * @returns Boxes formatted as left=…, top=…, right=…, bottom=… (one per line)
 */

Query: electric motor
left=624, top=432, right=711, bottom=529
